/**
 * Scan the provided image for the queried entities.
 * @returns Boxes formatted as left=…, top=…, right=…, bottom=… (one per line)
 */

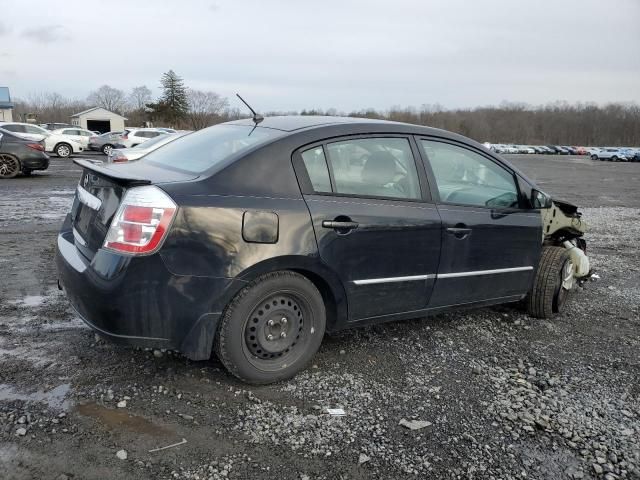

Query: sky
left=0, top=0, right=639, bottom=112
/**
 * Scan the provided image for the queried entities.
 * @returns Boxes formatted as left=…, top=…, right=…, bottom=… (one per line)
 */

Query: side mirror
left=532, top=189, right=553, bottom=209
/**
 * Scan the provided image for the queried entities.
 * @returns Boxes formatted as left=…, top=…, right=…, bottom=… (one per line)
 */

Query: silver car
left=107, top=132, right=190, bottom=163
left=88, top=131, right=124, bottom=155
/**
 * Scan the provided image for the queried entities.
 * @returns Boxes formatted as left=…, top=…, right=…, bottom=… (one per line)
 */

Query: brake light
left=122, top=134, right=129, bottom=140
left=111, top=153, right=128, bottom=163
left=103, top=186, right=176, bottom=255
left=27, top=143, right=45, bottom=151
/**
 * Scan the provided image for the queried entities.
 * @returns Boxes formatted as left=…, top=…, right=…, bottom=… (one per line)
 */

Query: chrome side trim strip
left=352, top=267, right=533, bottom=285
left=353, top=274, right=436, bottom=285
left=76, top=185, right=102, bottom=211
left=437, top=266, right=533, bottom=279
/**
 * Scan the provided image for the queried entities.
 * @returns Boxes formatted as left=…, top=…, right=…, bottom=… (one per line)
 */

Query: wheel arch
left=179, top=255, right=349, bottom=362
left=234, top=255, right=348, bottom=332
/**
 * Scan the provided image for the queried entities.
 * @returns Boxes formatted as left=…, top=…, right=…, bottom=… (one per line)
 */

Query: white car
left=50, top=127, right=96, bottom=149
left=0, top=122, right=84, bottom=158
left=118, top=128, right=167, bottom=148
left=107, top=132, right=189, bottom=163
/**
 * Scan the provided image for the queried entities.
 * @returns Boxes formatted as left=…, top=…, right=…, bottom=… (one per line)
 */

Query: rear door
left=417, top=138, right=541, bottom=307
left=294, top=135, right=442, bottom=322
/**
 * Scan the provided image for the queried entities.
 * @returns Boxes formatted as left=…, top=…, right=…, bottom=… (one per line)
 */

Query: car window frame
left=415, top=136, right=526, bottom=210
left=292, top=134, right=433, bottom=203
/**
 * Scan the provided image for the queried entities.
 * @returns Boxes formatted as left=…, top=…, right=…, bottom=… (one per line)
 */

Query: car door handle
left=446, top=227, right=471, bottom=239
left=322, top=220, right=359, bottom=230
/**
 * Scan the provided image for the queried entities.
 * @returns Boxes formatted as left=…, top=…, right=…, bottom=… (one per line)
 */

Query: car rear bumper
left=55, top=214, right=238, bottom=360
left=21, top=152, right=50, bottom=170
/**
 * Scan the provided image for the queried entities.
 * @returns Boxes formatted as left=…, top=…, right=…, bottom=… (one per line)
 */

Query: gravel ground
left=0, top=155, right=638, bottom=480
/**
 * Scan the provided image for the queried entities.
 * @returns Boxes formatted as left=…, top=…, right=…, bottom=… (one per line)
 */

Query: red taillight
left=112, top=154, right=128, bottom=163
left=27, top=143, right=45, bottom=151
left=122, top=134, right=129, bottom=140
left=104, top=186, right=176, bottom=255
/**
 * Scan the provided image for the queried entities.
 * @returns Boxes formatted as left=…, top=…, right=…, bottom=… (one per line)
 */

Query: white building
left=70, top=107, right=127, bottom=133
left=0, top=87, right=14, bottom=122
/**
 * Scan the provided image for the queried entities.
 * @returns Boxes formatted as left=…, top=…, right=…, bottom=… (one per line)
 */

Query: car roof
left=227, top=115, right=403, bottom=132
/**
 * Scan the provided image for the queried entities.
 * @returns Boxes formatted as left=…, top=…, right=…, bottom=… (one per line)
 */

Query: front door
left=417, top=139, right=541, bottom=307
left=294, top=136, right=442, bottom=321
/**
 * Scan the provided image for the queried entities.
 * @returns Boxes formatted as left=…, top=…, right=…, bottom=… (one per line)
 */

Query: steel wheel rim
left=241, top=290, right=312, bottom=372
left=0, top=154, right=19, bottom=177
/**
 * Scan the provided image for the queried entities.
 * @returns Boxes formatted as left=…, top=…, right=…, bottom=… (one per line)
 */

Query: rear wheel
left=0, top=154, right=20, bottom=178
left=55, top=143, right=72, bottom=158
left=612, top=156, right=619, bottom=162
left=101, top=144, right=113, bottom=155
left=527, top=246, right=574, bottom=319
left=215, top=271, right=326, bottom=384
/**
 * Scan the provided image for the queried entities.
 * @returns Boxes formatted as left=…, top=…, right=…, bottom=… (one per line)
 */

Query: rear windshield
left=143, top=124, right=285, bottom=174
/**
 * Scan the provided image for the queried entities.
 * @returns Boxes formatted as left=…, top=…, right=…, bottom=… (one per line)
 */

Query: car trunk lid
left=70, top=159, right=196, bottom=258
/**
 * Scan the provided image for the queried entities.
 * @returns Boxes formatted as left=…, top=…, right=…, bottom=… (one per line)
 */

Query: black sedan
left=0, top=128, right=49, bottom=178
left=56, top=116, right=590, bottom=384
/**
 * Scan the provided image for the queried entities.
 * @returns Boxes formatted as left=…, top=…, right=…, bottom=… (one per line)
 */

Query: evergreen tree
left=155, top=70, right=188, bottom=125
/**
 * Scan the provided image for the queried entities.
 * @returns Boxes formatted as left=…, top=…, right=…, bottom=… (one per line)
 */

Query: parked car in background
left=591, top=148, right=629, bottom=161
left=41, top=123, right=75, bottom=131
left=107, top=132, right=189, bottom=163
left=0, top=128, right=49, bottom=178
left=157, top=128, right=178, bottom=134
left=88, top=131, right=123, bottom=155
left=0, top=122, right=84, bottom=157
left=57, top=115, right=592, bottom=384
left=51, top=127, right=96, bottom=149
left=118, top=128, right=168, bottom=148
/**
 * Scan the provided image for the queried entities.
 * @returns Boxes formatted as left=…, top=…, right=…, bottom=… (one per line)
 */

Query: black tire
left=0, top=153, right=20, bottom=179
left=101, top=144, right=113, bottom=155
left=612, top=156, right=618, bottom=162
left=591, top=154, right=598, bottom=161
left=527, top=246, right=573, bottom=319
left=214, top=271, right=326, bottom=384
left=55, top=143, right=72, bottom=158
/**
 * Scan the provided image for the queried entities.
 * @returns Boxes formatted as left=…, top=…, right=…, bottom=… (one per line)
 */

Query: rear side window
left=2, top=124, right=23, bottom=133
left=421, top=140, right=518, bottom=208
left=144, top=124, right=284, bottom=174
left=301, top=147, right=331, bottom=192
left=325, top=138, right=421, bottom=200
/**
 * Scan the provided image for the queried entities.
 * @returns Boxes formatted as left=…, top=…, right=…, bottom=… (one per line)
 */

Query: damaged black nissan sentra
left=56, top=116, right=592, bottom=384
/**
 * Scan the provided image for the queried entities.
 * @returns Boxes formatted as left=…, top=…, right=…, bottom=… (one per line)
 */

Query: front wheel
left=101, top=144, right=113, bottom=155
left=55, top=143, right=72, bottom=158
left=591, top=154, right=598, bottom=161
left=215, top=271, right=326, bottom=384
left=612, top=156, right=619, bottom=162
left=527, top=246, right=574, bottom=319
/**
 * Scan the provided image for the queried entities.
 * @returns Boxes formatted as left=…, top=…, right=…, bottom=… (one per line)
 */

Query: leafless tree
left=186, top=89, right=229, bottom=130
left=128, top=86, right=152, bottom=111
left=87, top=85, right=126, bottom=114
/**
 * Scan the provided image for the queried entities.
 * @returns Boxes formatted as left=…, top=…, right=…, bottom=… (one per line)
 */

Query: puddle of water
left=76, top=402, right=170, bottom=436
left=0, top=383, right=71, bottom=410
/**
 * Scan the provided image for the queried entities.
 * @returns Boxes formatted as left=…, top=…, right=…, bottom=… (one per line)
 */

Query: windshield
left=143, top=124, right=285, bottom=174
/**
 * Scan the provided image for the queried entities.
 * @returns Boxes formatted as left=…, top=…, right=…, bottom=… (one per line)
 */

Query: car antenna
left=236, top=93, right=264, bottom=124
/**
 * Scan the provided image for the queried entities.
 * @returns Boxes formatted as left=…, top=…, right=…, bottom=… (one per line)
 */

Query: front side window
left=325, top=138, right=421, bottom=200
left=421, top=140, right=519, bottom=208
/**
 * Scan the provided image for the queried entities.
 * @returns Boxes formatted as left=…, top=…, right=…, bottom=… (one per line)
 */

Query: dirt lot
left=0, top=154, right=638, bottom=480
